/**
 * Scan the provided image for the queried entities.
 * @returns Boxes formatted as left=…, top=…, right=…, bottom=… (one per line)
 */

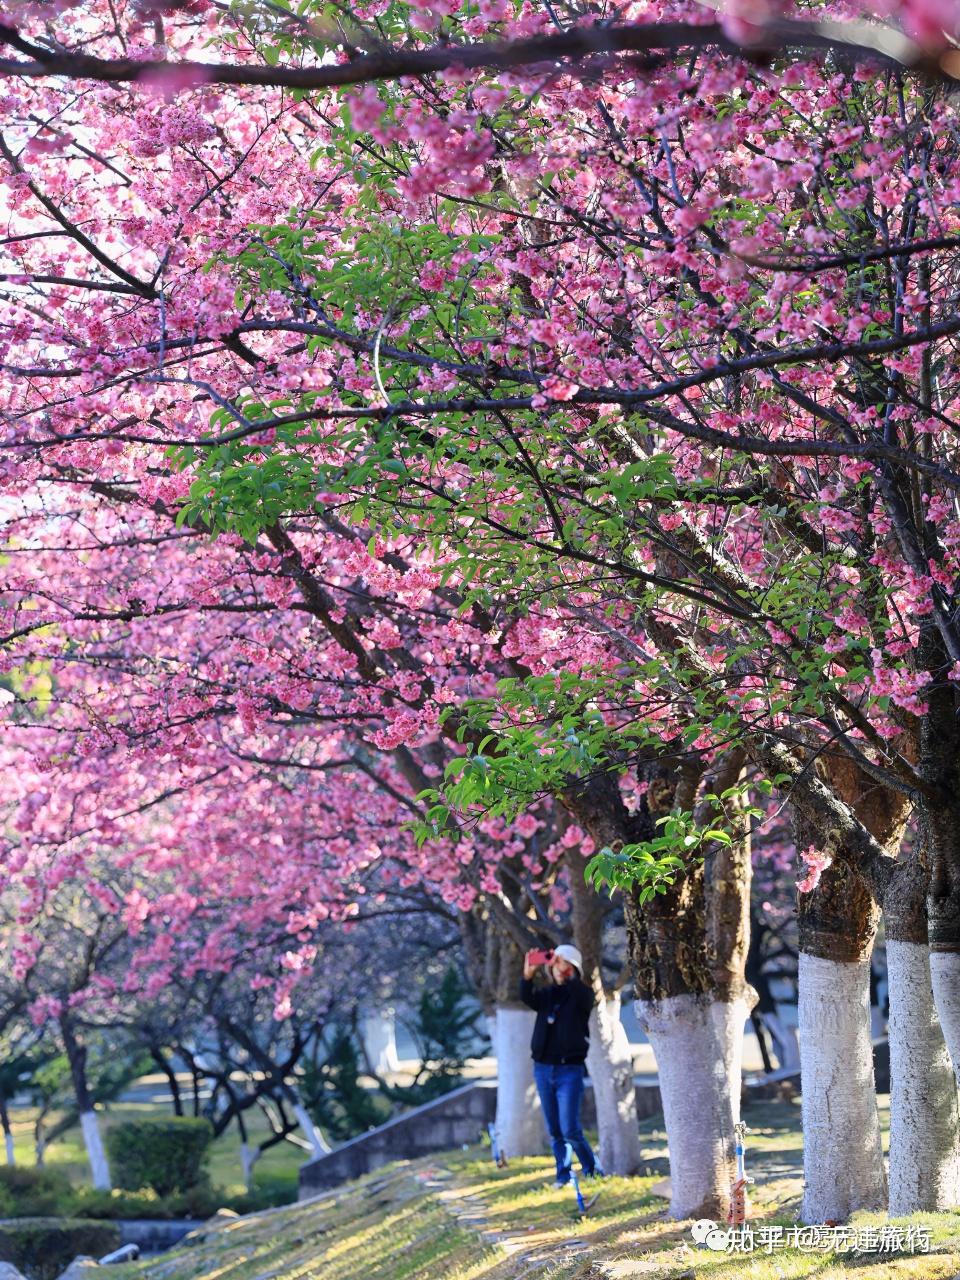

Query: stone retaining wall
left=299, top=1040, right=890, bottom=1197
left=299, top=1077, right=663, bottom=1195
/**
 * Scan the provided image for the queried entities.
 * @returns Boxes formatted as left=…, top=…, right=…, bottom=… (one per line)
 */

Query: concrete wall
left=300, top=1041, right=892, bottom=1197
left=299, top=1077, right=663, bottom=1196
left=117, top=1220, right=205, bottom=1255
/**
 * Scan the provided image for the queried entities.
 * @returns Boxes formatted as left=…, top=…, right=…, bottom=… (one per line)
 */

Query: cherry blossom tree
left=5, top=0, right=960, bottom=1226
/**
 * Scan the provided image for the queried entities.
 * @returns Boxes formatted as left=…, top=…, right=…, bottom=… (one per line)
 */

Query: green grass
left=9, top=1098, right=304, bottom=1198
left=87, top=1095, right=960, bottom=1280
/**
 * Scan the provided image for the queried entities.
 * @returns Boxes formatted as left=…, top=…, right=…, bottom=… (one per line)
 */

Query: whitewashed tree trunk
left=361, top=1009, right=401, bottom=1074
left=760, top=1009, right=801, bottom=1072
left=586, top=994, right=641, bottom=1176
left=638, top=994, right=742, bottom=1219
left=890, top=942, right=960, bottom=1213
left=485, top=1013, right=497, bottom=1060
left=931, top=952, right=960, bottom=1085
left=494, top=1005, right=542, bottom=1158
left=798, top=954, right=886, bottom=1223
left=80, top=1109, right=111, bottom=1190
left=711, top=997, right=749, bottom=1126
left=4, top=1133, right=14, bottom=1166
left=293, top=1097, right=331, bottom=1156
left=240, top=1140, right=260, bottom=1191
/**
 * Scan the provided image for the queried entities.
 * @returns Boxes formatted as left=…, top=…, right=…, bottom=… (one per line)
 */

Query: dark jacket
left=519, top=974, right=593, bottom=1065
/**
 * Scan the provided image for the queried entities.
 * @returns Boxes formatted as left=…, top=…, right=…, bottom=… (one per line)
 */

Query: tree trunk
left=916, top=627, right=960, bottom=1083
left=240, top=1140, right=260, bottom=1191
left=885, top=851, right=960, bottom=1213
left=797, top=951, right=885, bottom=1221
left=567, top=846, right=641, bottom=1176
left=566, top=760, right=752, bottom=1216
left=792, top=754, right=915, bottom=1223
left=79, top=1110, right=111, bottom=1191
left=637, top=993, right=745, bottom=1217
left=61, top=1017, right=112, bottom=1191
left=234, top=1107, right=258, bottom=1191
left=760, top=1010, right=800, bottom=1072
left=493, top=1005, right=543, bottom=1157
left=795, top=845, right=886, bottom=1223
left=149, top=1046, right=183, bottom=1116
left=492, top=935, right=543, bottom=1158
left=360, top=1010, right=401, bottom=1075
left=0, top=1093, right=14, bottom=1166
left=292, top=1094, right=331, bottom=1156
left=586, top=994, right=641, bottom=1176
left=888, top=942, right=960, bottom=1212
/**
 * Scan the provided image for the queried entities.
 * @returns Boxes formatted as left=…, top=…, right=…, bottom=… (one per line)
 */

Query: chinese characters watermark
left=690, top=1220, right=932, bottom=1255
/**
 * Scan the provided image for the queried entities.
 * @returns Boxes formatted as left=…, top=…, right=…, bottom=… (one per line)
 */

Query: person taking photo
left=520, top=943, right=602, bottom=1187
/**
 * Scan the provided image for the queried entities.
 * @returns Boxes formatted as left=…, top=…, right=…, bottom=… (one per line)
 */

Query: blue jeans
left=533, top=1061, right=597, bottom=1182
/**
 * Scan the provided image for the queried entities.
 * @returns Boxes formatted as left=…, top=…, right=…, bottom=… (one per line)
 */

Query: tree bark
left=886, top=851, right=960, bottom=1213
left=492, top=1006, right=542, bottom=1157
left=61, top=1017, right=111, bottom=1191
left=888, top=942, right=960, bottom=1211
left=149, top=1046, right=183, bottom=1116
left=794, top=796, right=888, bottom=1223
left=0, top=1092, right=14, bottom=1166
left=793, top=753, right=915, bottom=1223
left=566, top=760, right=752, bottom=1217
left=797, top=949, right=885, bottom=1222
left=293, top=1094, right=332, bottom=1156
left=637, top=993, right=743, bottom=1217
left=920, top=630, right=960, bottom=1093
left=585, top=994, right=641, bottom=1177
left=567, top=846, right=642, bottom=1176
left=493, top=935, right=543, bottom=1158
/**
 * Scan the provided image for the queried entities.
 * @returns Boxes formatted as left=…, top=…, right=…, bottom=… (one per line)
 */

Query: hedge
left=0, top=1167, right=72, bottom=1218
left=0, top=1218, right=121, bottom=1280
left=105, top=1116, right=213, bottom=1196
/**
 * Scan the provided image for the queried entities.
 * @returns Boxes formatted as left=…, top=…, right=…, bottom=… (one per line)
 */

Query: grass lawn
left=8, top=1093, right=304, bottom=1198
left=92, top=1093, right=960, bottom=1280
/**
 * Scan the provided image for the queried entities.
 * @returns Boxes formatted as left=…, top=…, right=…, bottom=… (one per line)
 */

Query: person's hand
left=523, top=949, right=540, bottom=979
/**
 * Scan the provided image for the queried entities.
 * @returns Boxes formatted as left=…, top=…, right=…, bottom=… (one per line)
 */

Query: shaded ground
left=99, top=1095, right=960, bottom=1280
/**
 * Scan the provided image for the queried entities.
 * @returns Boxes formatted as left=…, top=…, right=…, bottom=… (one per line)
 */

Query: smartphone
left=528, top=948, right=554, bottom=966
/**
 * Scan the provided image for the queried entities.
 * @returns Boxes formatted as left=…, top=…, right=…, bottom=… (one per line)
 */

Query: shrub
left=219, top=1177, right=298, bottom=1215
left=106, top=1116, right=213, bottom=1196
left=0, top=1218, right=120, bottom=1280
left=0, top=1167, right=74, bottom=1218
left=69, top=1187, right=161, bottom=1220
left=70, top=1179, right=295, bottom=1219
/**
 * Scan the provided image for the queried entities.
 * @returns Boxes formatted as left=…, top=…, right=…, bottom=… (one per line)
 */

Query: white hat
left=552, top=944, right=583, bottom=973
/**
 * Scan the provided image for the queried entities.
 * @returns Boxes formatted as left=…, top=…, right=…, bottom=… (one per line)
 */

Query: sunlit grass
left=89, top=1094, right=960, bottom=1280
